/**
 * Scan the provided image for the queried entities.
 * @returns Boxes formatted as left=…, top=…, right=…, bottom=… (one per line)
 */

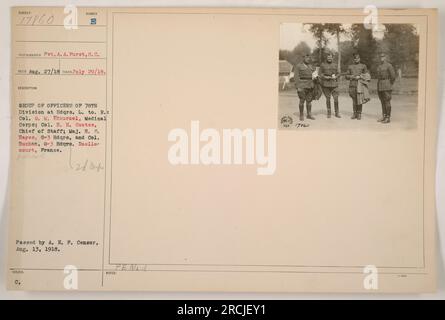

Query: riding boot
left=379, top=98, right=386, bottom=122
left=334, top=100, right=341, bottom=118
left=383, top=105, right=391, bottom=123
left=356, top=104, right=362, bottom=120
left=299, top=102, right=305, bottom=121
left=351, top=103, right=357, bottom=119
left=378, top=105, right=386, bottom=122
left=307, top=103, right=315, bottom=120
left=326, top=99, right=331, bottom=118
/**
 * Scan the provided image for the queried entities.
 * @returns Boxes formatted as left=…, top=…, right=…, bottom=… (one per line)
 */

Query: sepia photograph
left=278, top=23, right=420, bottom=130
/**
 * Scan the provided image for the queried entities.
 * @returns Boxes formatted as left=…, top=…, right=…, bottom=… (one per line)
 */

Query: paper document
left=7, top=7, right=438, bottom=292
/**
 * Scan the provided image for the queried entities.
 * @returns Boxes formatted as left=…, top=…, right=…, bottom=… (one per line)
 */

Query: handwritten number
left=19, top=14, right=55, bottom=26
left=69, top=146, right=104, bottom=173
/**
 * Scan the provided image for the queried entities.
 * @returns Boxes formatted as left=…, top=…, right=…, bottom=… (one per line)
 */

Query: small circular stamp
left=280, top=115, right=293, bottom=128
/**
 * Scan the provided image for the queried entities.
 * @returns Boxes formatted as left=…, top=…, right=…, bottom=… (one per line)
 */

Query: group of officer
left=293, top=52, right=396, bottom=124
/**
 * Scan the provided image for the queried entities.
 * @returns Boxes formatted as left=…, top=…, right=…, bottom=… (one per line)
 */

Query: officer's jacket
left=346, top=63, right=368, bottom=87
left=294, top=63, right=315, bottom=89
left=376, top=62, right=396, bottom=91
left=320, top=62, right=339, bottom=88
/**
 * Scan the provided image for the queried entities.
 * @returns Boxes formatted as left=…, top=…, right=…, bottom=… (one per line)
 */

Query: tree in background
left=324, top=24, right=348, bottom=72
left=350, top=24, right=378, bottom=75
left=279, top=23, right=419, bottom=78
left=338, top=40, right=356, bottom=73
left=382, top=24, right=419, bottom=77
left=279, top=41, right=311, bottom=67
left=307, top=24, right=328, bottom=65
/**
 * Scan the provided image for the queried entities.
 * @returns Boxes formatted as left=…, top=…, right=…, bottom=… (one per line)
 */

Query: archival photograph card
left=7, top=7, right=438, bottom=292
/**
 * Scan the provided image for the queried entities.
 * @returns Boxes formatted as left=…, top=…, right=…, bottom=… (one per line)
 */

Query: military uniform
left=320, top=62, right=340, bottom=118
left=294, top=62, right=315, bottom=120
left=346, top=63, right=368, bottom=119
left=377, top=61, right=396, bottom=123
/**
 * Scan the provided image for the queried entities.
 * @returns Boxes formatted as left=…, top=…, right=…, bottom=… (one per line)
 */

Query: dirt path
left=278, top=92, right=418, bottom=131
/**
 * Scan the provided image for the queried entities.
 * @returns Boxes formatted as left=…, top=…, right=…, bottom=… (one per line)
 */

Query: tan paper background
left=7, top=7, right=438, bottom=292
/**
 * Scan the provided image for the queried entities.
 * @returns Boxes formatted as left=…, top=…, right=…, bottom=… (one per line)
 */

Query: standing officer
left=346, top=53, right=368, bottom=120
left=376, top=52, right=396, bottom=124
left=294, top=53, right=316, bottom=121
left=320, top=52, right=340, bottom=118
